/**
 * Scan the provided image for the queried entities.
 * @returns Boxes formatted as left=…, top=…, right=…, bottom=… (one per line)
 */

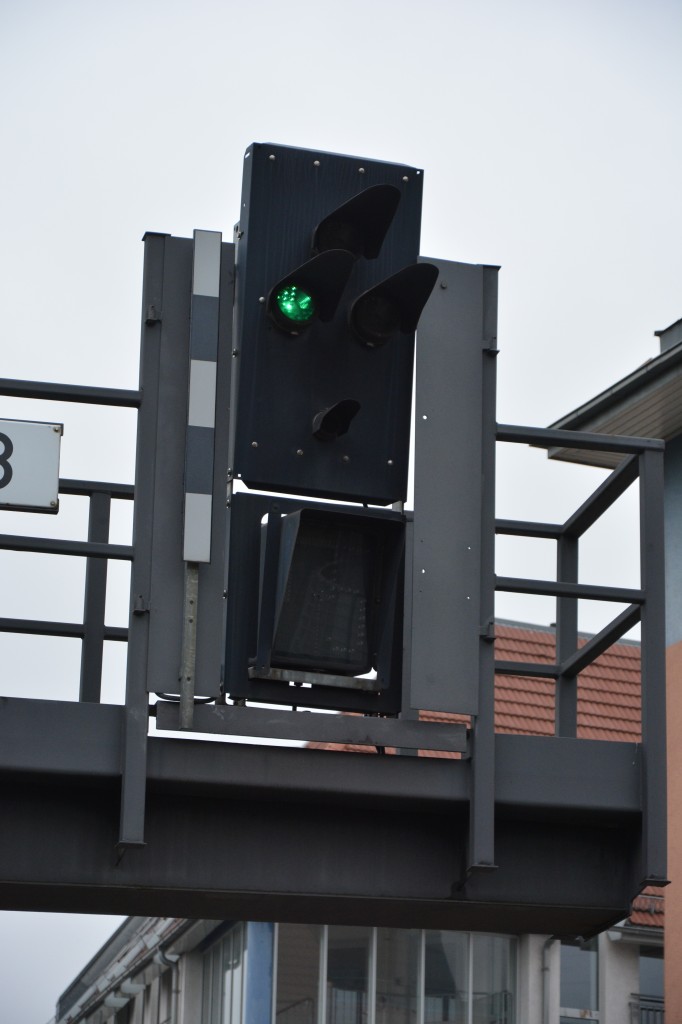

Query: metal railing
left=0, top=378, right=669, bottom=883
left=276, top=997, right=315, bottom=1024
left=632, top=994, right=664, bottom=1023
left=493, top=423, right=667, bottom=886
left=0, top=377, right=139, bottom=702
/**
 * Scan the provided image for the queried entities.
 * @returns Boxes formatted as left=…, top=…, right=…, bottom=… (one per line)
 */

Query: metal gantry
left=0, top=236, right=668, bottom=932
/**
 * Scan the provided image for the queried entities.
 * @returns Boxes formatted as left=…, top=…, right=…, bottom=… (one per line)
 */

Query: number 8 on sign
left=0, top=432, right=13, bottom=489
left=0, top=418, right=62, bottom=513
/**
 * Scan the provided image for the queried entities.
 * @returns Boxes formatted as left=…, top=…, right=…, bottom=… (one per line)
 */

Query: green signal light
left=275, top=284, right=316, bottom=324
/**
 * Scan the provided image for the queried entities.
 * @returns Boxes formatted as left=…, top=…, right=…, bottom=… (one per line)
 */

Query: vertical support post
left=143, top=238, right=233, bottom=702
left=243, top=922, right=275, bottom=1024
left=468, top=265, right=499, bottom=873
left=254, top=505, right=283, bottom=677
left=179, top=563, right=199, bottom=730
left=398, top=515, right=419, bottom=755
left=119, top=232, right=168, bottom=849
left=555, top=533, right=579, bottom=736
left=411, top=260, right=492, bottom=715
left=120, top=232, right=233, bottom=845
left=79, top=489, right=112, bottom=702
left=412, top=258, right=498, bottom=872
left=639, top=448, right=668, bottom=884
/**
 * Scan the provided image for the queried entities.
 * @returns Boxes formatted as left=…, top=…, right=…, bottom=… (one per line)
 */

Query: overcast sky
left=1, top=1, right=681, bottom=1021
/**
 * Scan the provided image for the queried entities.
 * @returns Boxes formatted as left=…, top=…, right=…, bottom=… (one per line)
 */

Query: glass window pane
left=158, top=970, right=172, bottom=1024
left=375, top=928, right=420, bottom=1024
left=471, top=934, right=515, bottom=1024
left=202, top=947, right=213, bottom=1024
left=327, top=924, right=371, bottom=1024
left=560, top=940, right=598, bottom=1011
left=639, top=946, right=664, bottom=998
left=211, top=946, right=222, bottom=1024
left=222, top=931, right=233, bottom=1024
left=276, top=923, right=321, bottom=1024
left=231, top=926, right=244, bottom=1024
left=424, top=931, right=468, bottom=1024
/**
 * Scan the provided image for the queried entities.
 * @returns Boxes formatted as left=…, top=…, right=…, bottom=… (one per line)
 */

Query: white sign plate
left=0, top=418, right=63, bottom=513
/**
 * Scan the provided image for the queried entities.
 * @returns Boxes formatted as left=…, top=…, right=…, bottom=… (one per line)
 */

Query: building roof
left=629, top=886, right=666, bottom=930
left=546, top=321, right=682, bottom=469
left=494, top=621, right=641, bottom=741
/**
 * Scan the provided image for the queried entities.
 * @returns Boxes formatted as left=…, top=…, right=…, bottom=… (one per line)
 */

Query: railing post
left=639, top=447, right=668, bottom=885
left=79, top=489, right=112, bottom=702
left=555, top=533, right=579, bottom=736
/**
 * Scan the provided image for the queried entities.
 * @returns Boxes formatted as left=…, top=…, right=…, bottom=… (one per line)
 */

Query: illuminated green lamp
left=274, top=284, right=316, bottom=326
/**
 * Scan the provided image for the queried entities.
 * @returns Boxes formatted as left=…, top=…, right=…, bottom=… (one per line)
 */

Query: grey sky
left=1, top=1, right=680, bottom=1021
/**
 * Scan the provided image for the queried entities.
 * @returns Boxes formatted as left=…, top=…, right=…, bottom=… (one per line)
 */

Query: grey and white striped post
left=183, top=229, right=222, bottom=561
left=180, top=229, right=222, bottom=728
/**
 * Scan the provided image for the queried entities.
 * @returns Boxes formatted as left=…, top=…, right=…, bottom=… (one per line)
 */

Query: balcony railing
left=632, top=994, right=664, bottom=1024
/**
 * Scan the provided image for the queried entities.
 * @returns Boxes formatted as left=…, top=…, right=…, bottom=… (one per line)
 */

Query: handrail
left=0, top=377, right=140, bottom=407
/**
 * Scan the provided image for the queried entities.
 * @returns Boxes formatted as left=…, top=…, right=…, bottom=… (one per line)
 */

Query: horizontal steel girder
left=0, top=698, right=643, bottom=936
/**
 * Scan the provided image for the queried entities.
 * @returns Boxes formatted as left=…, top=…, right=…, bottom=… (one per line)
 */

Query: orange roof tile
left=493, top=622, right=641, bottom=741
left=629, top=887, right=665, bottom=928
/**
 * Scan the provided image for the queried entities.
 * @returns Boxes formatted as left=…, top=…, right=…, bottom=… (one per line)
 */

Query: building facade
left=53, top=910, right=663, bottom=1024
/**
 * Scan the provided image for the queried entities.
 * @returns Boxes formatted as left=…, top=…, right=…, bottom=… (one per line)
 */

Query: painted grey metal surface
left=155, top=701, right=468, bottom=752
left=119, top=233, right=234, bottom=845
left=639, top=448, right=668, bottom=883
left=664, top=434, right=682, bottom=646
left=133, top=233, right=234, bottom=699
left=468, top=304, right=498, bottom=872
left=79, top=490, right=112, bottom=702
left=411, top=260, right=498, bottom=716
left=0, top=697, right=644, bottom=935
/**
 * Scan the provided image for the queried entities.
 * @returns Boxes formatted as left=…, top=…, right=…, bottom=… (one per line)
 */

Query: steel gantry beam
left=0, top=696, right=644, bottom=937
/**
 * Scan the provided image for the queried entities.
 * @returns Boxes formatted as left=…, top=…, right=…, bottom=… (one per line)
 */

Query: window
left=276, top=923, right=322, bottom=1024
left=375, top=927, right=420, bottom=1024
left=326, top=924, right=372, bottom=1024
left=201, top=924, right=245, bottom=1024
left=636, top=946, right=664, bottom=1021
left=560, top=939, right=598, bottom=1022
left=275, top=926, right=516, bottom=1024
left=639, top=947, right=663, bottom=999
left=424, top=930, right=467, bottom=1023
left=471, top=934, right=515, bottom=1024
left=158, top=970, right=172, bottom=1024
